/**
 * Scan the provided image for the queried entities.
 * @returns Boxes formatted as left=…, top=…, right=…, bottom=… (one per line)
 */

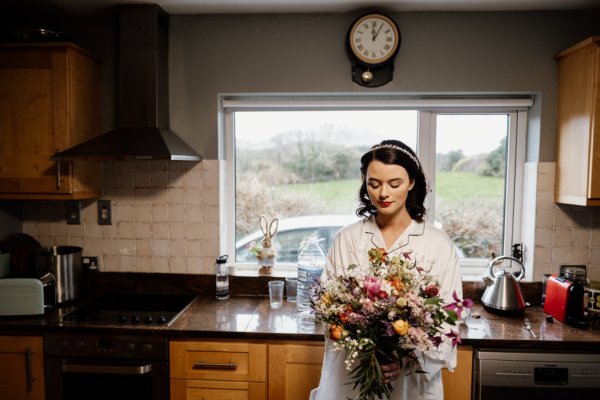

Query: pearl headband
left=367, top=144, right=421, bottom=169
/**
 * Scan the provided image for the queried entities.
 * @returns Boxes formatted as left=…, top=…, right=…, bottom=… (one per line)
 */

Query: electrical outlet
left=97, top=199, right=112, bottom=225
left=66, top=200, right=81, bottom=224
left=82, top=256, right=100, bottom=271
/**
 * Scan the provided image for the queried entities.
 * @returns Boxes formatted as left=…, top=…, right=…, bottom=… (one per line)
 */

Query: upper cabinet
left=0, top=43, right=101, bottom=200
left=555, top=37, right=600, bottom=206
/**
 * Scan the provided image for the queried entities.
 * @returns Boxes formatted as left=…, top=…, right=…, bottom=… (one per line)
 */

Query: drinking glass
left=268, top=280, right=284, bottom=309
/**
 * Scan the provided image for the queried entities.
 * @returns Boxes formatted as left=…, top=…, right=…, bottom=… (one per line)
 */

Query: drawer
left=171, top=379, right=266, bottom=400
left=170, top=341, right=266, bottom=382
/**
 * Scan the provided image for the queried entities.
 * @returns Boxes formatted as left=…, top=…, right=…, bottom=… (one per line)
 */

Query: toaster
left=0, top=272, right=56, bottom=316
left=543, top=274, right=588, bottom=327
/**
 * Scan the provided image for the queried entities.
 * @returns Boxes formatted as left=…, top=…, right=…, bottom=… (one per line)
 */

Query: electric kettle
left=481, top=255, right=526, bottom=314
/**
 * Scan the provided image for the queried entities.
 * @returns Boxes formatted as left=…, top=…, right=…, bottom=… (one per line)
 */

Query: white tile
left=169, top=204, right=185, bottom=222
left=187, top=223, right=204, bottom=240
left=153, top=256, right=169, bottom=273
left=134, top=189, right=152, bottom=204
left=185, top=187, right=203, bottom=205
left=152, top=222, right=169, bottom=239
left=68, top=224, right=84, bottom=238
left=118, top=221, right=135, bottom=239
left=186, top=167, right=203, bottom=188
left=135, top=204, right=152, bottom=222
left=591, top=247, right=600, bottom=266
left=169, top=223, right=186, bottom=239
left=185, top=205, right=203, bottom=223
left=203, top=187, right=219, bottom=206
left=203, top=205, right=219, bottom=224
left=136, top=256, right=153, bottom=273
left=136, top=239, right=152, bottom=256
left=168, top=188, right=185, bottom=204
left=54, top=222, right=69, bottom=237
left=554, top=207, right=573, bottom=229
left=152, top=205, right=168, bottom=222
left=152, top=239, right=169, bottom=256
left=572, top=229, right=591, bottom=246
left=552, top=229, right=571, bottom=246
left=169, top=256, right=186, bottom=273
left=84, top=221, right=101, bottom=238
left=534, top=246, right=552, bottom=263
left=572, top=247, right=590, bottom=264
left=203, top=168, right=219, bottom=189
left=119, top=255, right=137, bottom=272
left=551, top=246, right=571, bottom=264
left=169, top=239, right=186, bottom=256
left=118, top=239, right=136, bottom=256
left=102, top=255, right=118, bottom=272
left=535, top=210, right=553, bottom=228
left=103, top=239, right=118, bottom=255
left=118, top=204, right=135, bottom=222
left=186, top=256, right=203, bottom=274
left=187, top=240, right=203, bottom=257
left=135, top=222, right=152, bottom=239
left=535, top=228, right=553, bottom=246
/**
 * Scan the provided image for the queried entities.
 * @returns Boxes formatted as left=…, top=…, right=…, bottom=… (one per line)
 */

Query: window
left=222, top=96, right=530, bottom=276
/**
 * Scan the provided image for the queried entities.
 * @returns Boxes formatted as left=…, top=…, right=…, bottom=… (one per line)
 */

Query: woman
left=310, top=139, right=463, bottom=400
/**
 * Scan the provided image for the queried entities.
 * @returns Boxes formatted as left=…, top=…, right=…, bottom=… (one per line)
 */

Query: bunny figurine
left=256, top=215, right=279, bottom=275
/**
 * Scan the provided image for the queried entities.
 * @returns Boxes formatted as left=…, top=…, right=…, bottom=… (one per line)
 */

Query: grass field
left=275, top=171, right=504, bottom=213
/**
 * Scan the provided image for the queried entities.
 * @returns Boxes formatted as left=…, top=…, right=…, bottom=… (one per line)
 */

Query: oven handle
left=62, top=363, right=153, bottom=375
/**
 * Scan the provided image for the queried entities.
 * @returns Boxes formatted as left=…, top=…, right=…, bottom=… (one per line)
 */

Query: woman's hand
left=380, top=360, right=402, bottom=383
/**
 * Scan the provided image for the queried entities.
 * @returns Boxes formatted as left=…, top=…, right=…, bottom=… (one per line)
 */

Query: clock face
left=348, top=14, right=399, bottom=65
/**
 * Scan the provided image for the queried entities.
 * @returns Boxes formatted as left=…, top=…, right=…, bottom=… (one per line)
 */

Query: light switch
left=97, top=199, right=112, bottom=225
left=66, top=200, right=81, bottom=225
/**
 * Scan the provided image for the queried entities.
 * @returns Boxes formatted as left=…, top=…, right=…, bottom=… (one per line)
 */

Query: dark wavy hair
left=356, top=140, right=427, bottom=222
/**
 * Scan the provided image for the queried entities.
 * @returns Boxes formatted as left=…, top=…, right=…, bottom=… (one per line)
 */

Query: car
left=235, top=215, right=359, bottom=263
left=235, top=215, right=464, bottom=264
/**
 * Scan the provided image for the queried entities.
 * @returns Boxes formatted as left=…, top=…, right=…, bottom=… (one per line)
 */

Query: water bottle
left=215, top=255, right=229, bottom=300
left=296, top=238, right=326, bottom=313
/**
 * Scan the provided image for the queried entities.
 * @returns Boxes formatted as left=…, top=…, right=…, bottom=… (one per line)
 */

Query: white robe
left=310, top=217, right=463, bottom=400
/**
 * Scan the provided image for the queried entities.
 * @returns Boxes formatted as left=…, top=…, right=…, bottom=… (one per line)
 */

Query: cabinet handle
left=192, top=362, right=238, bottom=370
left=25, top=347, right=34, bottom=392
left=56, top=160, right=62, bottom=190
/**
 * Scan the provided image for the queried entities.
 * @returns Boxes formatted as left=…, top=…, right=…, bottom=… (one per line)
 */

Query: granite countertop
left=2, top=295, right=600, bottom=350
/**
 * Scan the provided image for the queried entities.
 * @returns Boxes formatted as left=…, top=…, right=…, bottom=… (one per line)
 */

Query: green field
left=275, top=171, right=503, bottom=213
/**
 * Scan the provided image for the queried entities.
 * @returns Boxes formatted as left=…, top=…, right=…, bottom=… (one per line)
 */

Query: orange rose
left=329, top=324, right=343, bottom=341
left=392, top=319, right=409, bottom=336
left=390, top=277, right=405, bottom=292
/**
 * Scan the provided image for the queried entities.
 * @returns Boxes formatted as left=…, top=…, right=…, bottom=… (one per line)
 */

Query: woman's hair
left=356, top=139, right=427, bottom=222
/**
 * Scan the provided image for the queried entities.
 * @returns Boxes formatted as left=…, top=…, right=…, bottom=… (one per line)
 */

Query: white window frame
left=220, top=94, right=532, bottom=277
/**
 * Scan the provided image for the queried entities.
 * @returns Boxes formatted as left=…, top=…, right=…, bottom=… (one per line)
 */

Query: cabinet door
left=0, top=44, right=101, bottom=199
left=268, top=343, right=324, bottom=400
left=442, top=346, right=473, bottom=400
left=0, top=335, right=45, bottom=400
left=171, top=379, right=265, bottom=400
left=555, top=37, right=600, bottom=205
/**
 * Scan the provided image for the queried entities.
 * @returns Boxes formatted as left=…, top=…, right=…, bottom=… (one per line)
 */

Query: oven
left=44, top=292, right=196, bottom=400
left=45, top=333, right=169, bottom=400
left=473, top=349, right=600, bottom=399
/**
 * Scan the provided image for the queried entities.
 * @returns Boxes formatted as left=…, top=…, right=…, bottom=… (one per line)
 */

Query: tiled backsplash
left=523, top=162, right=600, bottom=281
left=20, top=160, right=600, bottom=281
left=22, top=160, right=223, bottom=274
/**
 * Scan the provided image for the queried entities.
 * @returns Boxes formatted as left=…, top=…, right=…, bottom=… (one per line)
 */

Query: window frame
left=220, top=94, right=532, bottom=277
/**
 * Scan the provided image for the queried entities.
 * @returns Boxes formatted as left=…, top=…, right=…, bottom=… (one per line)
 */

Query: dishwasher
left=473, top=349, right=600, bottom=399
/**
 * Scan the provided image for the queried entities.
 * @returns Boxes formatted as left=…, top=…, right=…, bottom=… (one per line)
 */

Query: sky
left=235, top=111, right=507, bottom=155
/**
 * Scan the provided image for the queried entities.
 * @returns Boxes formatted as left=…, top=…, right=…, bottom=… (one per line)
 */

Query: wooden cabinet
left=0, top=335, right=45, bottom=400
left=0, top=43, right=101, bottom=200
left=268, top=342, right=324, bottom=400
left=170, top=340, right=267, bottom=400
left=442, top=346, right=473, bottom=400
left=266, top=342, right=472, bottom=400
left=555, top=37, right=600, bottom=206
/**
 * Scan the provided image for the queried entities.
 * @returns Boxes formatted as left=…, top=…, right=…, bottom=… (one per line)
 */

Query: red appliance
left=544, top=274, right=588, bottom=327
left=543, top=274, right=572, bottom=322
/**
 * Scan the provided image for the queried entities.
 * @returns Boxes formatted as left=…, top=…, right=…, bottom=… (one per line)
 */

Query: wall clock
left=346, top=13, right=401, bottom=87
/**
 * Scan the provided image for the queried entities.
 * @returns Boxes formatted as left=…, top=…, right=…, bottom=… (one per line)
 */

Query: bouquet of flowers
left=310, top=248, right=472, bottom=400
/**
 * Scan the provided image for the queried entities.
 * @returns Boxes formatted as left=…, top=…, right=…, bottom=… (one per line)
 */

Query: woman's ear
left=408, top=179, right=415, bottom=191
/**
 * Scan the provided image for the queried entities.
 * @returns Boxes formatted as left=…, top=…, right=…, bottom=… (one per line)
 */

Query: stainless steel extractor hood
left=51, top=4, right=201, bottom=161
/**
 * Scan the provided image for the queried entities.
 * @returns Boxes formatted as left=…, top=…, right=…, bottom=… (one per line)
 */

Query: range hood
left=51, top=4, right=201, bottom=161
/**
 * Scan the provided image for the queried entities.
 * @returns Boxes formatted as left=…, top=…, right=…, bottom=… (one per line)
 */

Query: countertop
left=1, top=295, right=600, bottom=350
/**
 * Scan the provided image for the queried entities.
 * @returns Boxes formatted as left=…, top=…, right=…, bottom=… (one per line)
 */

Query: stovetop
left=61, top=292, right=196, bottom=326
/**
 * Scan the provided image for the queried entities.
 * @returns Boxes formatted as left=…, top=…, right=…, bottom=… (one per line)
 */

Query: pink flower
left=444, top=291, right=473, bottom=316
left=364, top=277, right=381, bottom=300
left=447, top=329, right=462, bottom=346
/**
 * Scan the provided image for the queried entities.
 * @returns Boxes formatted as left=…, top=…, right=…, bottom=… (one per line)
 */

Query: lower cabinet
left=0, top=335, right=45, bottom=400
left=443, top=346, right=473, bottom=400
left=268, top=342, right=324, bottom=400
left=170, top=340, right=267, bottom=400
left=170, top=340, right=472, bottom=400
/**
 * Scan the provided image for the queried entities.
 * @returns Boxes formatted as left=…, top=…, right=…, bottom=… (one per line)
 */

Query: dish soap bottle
left=296, top=237, right=326, bottom=315
left=215, top=255, right=229, bottom=300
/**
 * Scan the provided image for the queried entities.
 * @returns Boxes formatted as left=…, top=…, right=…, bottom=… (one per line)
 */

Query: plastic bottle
left=215, top=255, right=229, bottom=300
left=296, top=238, right=326, bottom=314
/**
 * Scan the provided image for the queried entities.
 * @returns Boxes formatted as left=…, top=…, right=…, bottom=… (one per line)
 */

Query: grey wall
left=167, top=11, right=600, bottom=161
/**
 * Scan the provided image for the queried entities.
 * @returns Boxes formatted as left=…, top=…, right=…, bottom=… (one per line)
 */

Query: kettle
left=481, top=255, right=526, bottom=314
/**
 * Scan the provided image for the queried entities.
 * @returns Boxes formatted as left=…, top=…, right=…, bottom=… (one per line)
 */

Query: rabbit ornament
left=257, top=216, right=278, bottom=275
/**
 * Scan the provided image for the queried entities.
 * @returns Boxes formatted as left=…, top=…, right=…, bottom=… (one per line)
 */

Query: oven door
left=45, top=357, right=168, bottom=400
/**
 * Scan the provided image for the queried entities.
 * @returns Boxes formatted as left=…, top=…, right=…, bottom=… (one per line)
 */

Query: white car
left=235, top=215, right=359, bottom=263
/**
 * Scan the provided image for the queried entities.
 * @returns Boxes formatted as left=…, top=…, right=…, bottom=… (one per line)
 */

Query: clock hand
left=373, top=23, right=385, bottom=41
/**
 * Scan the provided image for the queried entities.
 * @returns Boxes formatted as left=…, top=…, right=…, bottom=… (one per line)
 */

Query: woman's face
left=366, top=160, right=414, bottom=218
